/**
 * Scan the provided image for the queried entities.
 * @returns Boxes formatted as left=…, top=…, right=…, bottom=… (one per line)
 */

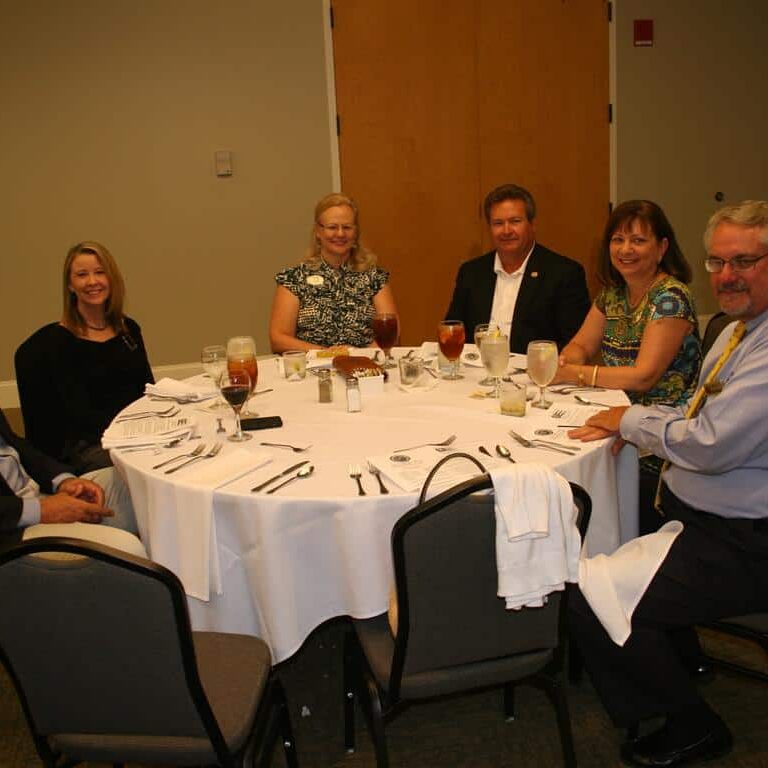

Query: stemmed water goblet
left=527, top=340, right=558, bottom=409
left=201, top=344, right=228, bottom=411
left=372, top=312, right=398, bottom=369
left=480, top=332, right=509, bottom=398
left=437, top=320, right=465, bottom=380
left=226, top=336, right=258, bottom=417
left=219, top=370, right=252, bottom=442
left=475, top=323, right=500, bottom=386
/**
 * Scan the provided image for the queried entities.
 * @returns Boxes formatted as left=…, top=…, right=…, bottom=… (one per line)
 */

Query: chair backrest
left=389, top=457, right=590, bottom=692
left=0, top=537, right=232, bottom=764
left=15, top=323, right=67, bottom=458
left=701, top=311, right=732, bottom=357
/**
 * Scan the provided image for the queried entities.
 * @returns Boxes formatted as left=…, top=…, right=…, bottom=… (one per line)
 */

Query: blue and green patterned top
left=596, top=276, right=701, bottom=408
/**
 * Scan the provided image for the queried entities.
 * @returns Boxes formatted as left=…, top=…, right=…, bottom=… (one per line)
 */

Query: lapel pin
left=530, top=271, right=539, bottom=278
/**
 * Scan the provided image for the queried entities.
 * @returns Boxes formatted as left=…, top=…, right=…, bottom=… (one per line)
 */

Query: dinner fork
left=348, top=464, right=366, bottom=495
left=508, top=430, right=577, bottom=456
left=165, top=442, right=222, bottom=474
left=259, top=442, right=311, bottom=452
left=115, top=405, right=180, bottom=422
left=367, top=462, right=389, bottom=494
left=152, top=443, right=206, bottom=469
left=392, top=434, right=456, bottom=453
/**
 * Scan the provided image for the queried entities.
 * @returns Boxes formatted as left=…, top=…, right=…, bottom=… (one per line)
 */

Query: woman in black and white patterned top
left=269, top=193, right=398, bottom=353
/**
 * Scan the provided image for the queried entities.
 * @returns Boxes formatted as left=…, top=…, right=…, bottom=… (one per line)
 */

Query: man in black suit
left=445, top=183, right=590, bottom=352
left=0, top=406, right=139, bottom=548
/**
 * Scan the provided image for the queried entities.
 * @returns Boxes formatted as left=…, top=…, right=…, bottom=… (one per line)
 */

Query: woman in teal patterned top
left=555, top=200, right=701, bottom=533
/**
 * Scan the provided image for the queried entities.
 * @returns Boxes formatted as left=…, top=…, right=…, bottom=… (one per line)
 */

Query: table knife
left=251, top=461, right=310, bottom=492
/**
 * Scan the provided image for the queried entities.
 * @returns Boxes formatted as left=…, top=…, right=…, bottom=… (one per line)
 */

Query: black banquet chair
left=15, top=323, right=67, bottom=458
left=343, top=454, right=591, bottom=768
left=699, top=614, right=768, bottom=683
left=0, top=537, right=299, bottom=768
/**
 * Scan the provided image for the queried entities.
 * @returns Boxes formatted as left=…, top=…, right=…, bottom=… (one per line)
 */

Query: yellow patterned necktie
left=654, top=320, right=746, bottom=511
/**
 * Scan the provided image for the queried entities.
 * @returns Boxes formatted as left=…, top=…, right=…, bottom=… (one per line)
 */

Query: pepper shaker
left=318, top=369, right=333, bottom=403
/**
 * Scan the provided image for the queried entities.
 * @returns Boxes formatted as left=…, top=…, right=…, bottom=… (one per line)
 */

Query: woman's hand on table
left=567, top=406, right=630, bottom=455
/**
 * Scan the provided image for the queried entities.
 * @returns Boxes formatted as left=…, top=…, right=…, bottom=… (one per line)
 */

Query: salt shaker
left=318, top=369, right=333, bottom=403
left=345, top=377, right=361, bottom=412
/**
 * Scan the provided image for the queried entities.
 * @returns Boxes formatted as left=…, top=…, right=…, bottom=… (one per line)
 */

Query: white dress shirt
left=489, top=246, right=533, bottom=339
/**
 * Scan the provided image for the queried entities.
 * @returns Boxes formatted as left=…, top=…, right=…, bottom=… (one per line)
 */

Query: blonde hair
left=62, top=241, right=127, bottom=334
left=303, top=193, right=376, bottom=271
left=704, top=200, right=768, bottom=251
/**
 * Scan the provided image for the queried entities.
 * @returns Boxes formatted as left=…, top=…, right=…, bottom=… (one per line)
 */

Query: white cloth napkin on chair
left=578, top=520, right=683, bottom=646
left=490, top=464, right=580, bottom=610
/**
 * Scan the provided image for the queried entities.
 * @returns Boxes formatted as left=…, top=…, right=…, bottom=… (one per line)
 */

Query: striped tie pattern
left=654, top=320, right=746, bottom=511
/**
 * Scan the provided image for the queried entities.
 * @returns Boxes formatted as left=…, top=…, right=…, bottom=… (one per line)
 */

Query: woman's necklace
left=84, top=321, right=108, bottom=331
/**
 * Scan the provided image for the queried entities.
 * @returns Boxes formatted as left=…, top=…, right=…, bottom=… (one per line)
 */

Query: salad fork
left=367, top=462, right=389, bottom=494
left=165, top=442, right=222, bottom=474
left=348, top=464, right=366, bottom=495
left=152, top=443, right=205, bottom=469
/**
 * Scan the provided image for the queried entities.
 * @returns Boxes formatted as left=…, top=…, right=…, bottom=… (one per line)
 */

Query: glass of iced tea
left=372, top=312, right=399, bottom=368
left=437, top=320, right=465, bottom=380
left=226, top=336, right=258, bottom=415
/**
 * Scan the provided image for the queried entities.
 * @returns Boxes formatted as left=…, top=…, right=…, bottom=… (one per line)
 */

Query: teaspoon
left=495, top=444, right=516, bottom=463
left=574, top=394, right=612, bottom=408
left=267, top=464, right=315, bottom=494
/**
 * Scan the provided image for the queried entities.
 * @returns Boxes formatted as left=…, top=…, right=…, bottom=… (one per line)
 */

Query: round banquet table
left=111, top=348, right=639, bottom=663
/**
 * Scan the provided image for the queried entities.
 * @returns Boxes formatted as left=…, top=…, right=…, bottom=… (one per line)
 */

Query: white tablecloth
left=112, top=349, right=638, bottom=662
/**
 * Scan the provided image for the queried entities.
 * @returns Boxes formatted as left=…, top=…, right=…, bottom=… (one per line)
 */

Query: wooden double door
left=331, top=0, right=609, bottom=344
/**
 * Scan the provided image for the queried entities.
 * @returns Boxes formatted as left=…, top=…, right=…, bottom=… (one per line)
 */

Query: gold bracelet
left=591, top=365, right=599, bottom=387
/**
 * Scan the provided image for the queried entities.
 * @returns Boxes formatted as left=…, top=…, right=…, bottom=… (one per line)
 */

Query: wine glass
left=480, top=333, right=509, bottom=398
left=372, top=312, right=398, bottom=369
left=220, top=370, right=252, bottom=442
left=437, top=320, right=465, bottom=380
left=201, top=345, right=228, bottom=411
left=226, top=336, right=258, bottom=416
left=475, top=323, right=500, bottom=385
left=527, top=340, right=558, bottom=409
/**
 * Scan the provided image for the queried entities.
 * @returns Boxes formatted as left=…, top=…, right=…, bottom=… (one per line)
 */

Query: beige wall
left=615, top=0, right=768, bottom=315
left=0, top=0, right=335, bottom=380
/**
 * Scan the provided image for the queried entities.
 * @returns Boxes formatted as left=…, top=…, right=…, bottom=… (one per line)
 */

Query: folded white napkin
left=184, top=449, right=272, bottom=489
left=578, top=521, right=683, bottom=646
left=146, top=377, right=219, bottom=402
left=489, top=464, right=580, bottom=610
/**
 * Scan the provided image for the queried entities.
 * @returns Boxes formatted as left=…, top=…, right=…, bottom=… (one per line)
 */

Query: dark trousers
left=569, top=485, right=768, bottom=727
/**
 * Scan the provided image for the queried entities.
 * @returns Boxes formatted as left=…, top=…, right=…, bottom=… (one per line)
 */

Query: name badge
left=306, top=275, right=324, bottom=286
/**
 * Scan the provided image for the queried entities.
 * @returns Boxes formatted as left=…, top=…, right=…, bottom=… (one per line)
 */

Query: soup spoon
left=267, top=464, right=315, bottom=494
left=495, top=444, right=516, bottom=463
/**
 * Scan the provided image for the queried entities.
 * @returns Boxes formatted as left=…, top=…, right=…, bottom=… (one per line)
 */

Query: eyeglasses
left=317, top=223, right=356, bottom=234
left=704, top=252, right=768, bottom=273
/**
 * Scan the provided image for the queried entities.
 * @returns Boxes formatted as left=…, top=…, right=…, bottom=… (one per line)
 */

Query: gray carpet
left=0, top=621, right=765, bottom=767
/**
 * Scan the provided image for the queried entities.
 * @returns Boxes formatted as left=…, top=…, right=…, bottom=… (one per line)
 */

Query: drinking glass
left=220, top=370, right=252, bottom=442
left=201, top=344, right=228, bottom=411
left=475, top=323, right=500, bottom=386
left=480, top=333, right=509, bottom=397
left=437, top=320, right=465, bottom=380
left=372, top=312, right=398, bottom=369
left=226, top=336, right=258, bottom=416
left=527, top=340, right=558, bottom=409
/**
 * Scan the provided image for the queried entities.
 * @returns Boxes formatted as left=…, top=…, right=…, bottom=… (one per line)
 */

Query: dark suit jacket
left=0, top=408, right=72, bottom=544
left=445, top=244, right=591, bottom=353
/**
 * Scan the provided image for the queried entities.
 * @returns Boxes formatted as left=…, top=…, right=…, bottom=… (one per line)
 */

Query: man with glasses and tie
left=566, top=200, right=768, bottom=767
